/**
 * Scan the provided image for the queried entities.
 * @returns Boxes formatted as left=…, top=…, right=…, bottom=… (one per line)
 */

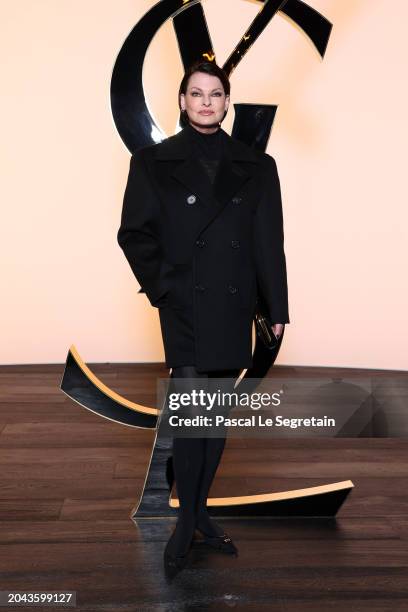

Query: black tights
left=166, top=365, right=240, bottom=556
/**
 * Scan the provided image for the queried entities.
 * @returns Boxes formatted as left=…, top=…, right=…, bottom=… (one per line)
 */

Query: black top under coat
left=184, top=122, right=224, bottom=184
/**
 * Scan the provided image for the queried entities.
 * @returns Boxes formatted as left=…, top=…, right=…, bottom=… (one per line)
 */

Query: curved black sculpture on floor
left=60, top=344, right=355, bottom=518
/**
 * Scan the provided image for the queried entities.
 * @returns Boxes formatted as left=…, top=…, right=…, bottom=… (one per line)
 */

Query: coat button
left=195, top=283, right=205, bottom=292
left=187, top=194, right=197, bottom=205
left=196, top=239, right=205, bottom=248
left=231, top=240, right=240, bottom=248
left=232, top=196, right=242, bottom=205
left=228, top=285, right=238, bottom=294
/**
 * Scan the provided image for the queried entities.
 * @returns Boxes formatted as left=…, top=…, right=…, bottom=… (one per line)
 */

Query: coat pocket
left=166, top=264, right=194, bottom=309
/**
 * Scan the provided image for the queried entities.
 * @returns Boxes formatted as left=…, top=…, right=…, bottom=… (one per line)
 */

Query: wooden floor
left=0, top=363, right=408, bottom=611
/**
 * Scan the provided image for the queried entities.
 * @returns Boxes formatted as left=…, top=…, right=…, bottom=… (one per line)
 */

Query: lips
left=199, top=111, right=214, bottom=115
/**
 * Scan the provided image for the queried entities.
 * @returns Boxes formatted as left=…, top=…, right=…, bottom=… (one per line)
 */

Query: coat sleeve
left=253, top=154, right=290, bottom=324
left=117, top=149, right=174, bottom=307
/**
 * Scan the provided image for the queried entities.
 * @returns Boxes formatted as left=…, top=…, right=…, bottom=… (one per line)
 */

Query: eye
left=212, top=92, right=222, bottom=96
left=191, top=91, right=201, bottom=96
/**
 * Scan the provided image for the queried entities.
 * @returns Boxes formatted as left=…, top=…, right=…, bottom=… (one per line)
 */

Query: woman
left=117, top=60, right=289, bottom=572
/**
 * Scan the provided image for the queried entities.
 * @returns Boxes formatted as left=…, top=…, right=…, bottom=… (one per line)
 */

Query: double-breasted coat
left=117, top=124, right=289, bottom=372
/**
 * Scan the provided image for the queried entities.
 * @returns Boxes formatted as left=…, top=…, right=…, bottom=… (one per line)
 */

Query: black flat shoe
left=163, top=526, right=194, bottom=578
left=202, top=533, right=238, bottom=556
left=163, top=549, right=189, bottom=579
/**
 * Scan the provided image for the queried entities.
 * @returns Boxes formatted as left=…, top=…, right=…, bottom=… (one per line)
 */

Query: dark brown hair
left=178, top=60, right=231, bottom=127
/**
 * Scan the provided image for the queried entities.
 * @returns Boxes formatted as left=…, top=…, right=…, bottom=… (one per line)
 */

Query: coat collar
left=154, top=125, right=259, bottom=237
left=154, top=124, right=259, bottom=163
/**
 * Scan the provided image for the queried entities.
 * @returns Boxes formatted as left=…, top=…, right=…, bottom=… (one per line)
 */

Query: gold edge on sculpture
left=59, top=386, right=155, bottom=431
left=168, top=480, right=355, bottom=508
left=68, top=344, right=160, bottom=417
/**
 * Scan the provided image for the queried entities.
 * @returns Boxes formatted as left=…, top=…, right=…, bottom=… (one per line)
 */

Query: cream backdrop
left=1, top=0, right=407, bottom=369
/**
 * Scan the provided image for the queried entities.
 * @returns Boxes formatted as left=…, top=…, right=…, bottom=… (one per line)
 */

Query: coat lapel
left=171, top=155, right=215, bottom=209
left=154, top=125, right=259, bottom=237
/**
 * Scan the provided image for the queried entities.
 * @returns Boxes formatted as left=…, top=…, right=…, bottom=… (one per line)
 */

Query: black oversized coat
left=117, top=125, right=289, bottom=372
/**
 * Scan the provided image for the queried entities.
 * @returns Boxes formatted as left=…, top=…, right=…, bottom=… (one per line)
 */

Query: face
left=180, top=71, right=229, bottom=133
